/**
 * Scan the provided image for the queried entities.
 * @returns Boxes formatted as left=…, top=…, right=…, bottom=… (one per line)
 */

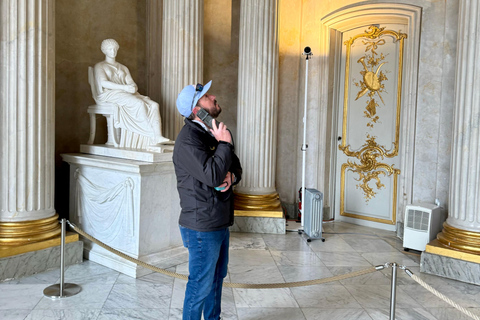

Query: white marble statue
left=93, top=39, right=171, bottom=149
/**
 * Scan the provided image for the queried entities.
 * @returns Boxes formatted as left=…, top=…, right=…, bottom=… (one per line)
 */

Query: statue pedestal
left=62, top=153, right=186, bottom=278
left=80, top=144, right=174, bottom=163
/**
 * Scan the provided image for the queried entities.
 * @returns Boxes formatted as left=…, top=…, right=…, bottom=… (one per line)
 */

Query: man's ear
left=192, top=106, right=200, bottom=115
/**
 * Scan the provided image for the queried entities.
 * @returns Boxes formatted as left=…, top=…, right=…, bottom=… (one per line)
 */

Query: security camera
left=302, top=46, right=312, bottom=59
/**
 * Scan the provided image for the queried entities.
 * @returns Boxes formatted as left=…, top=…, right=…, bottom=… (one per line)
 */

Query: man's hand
left=216, top=172, right=233, bottom=192
left=210, top=121, right=232, bottom=144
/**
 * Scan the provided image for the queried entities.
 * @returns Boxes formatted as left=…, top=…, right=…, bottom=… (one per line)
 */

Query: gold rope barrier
left=408, top=272, right=480, bottom=320
left=67, top=221, right=378, bottom=289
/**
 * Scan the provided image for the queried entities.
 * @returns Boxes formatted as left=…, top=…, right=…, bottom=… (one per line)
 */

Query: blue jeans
left=179, top=225, right=229, bottom=320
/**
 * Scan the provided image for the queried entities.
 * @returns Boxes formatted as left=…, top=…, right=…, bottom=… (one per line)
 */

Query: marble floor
left=2, top=221, right=480, bottom=320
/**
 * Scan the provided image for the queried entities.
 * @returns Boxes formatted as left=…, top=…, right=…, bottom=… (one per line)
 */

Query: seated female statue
left=94, top=39, right=170, bottom=149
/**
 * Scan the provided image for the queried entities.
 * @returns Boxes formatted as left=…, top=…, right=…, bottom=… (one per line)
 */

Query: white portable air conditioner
left=403, top=203, right=446, bottom=251
left=303, top=188, right=325, bottom=242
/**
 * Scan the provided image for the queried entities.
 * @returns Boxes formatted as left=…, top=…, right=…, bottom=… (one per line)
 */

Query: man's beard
left=208, top=101, right=222, bottom=118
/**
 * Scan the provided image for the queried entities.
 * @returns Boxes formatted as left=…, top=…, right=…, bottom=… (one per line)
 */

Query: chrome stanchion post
left=43, top=219, right=82, bottom=299
left=389, top=262, right=398, bottom=319
left=59, top=218, right=65, bottom=295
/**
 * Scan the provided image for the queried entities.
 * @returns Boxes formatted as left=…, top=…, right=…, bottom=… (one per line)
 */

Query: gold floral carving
left=354, top=39, right=388, bottom=128
left=340, top=25, right=407, bottom=202
left=342, top=25, right=407, bottom=154
left=339, top=136, right=400, bottom=201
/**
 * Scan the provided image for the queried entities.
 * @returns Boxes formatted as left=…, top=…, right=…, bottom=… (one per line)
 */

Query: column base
left=0, top=214, right=61, bottom=246
left=0, top=232, right=79, bottom=258
left=234, top=192, right=282, bottom=212
left=421, top=239, right=480, bottom=285
left=234, top=209, right=283, bottom=218
left=0, top=234, right=83, bottom=281
left=231, top=216, right=286, bottom=234
left=233, top=192, right=285, bottom=234
left=436, top=222, right=480, bottom=254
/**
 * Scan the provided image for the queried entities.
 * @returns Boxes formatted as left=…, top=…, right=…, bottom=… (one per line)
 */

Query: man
left=173, top=81, right=242, bottom=320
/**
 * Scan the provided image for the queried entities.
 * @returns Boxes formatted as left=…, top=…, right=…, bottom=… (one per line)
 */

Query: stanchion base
left=43, top=283, right=82, bottom=299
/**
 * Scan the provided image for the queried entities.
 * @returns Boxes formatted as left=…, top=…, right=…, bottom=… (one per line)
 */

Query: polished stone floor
left=2, top=221, right=480, bottom=320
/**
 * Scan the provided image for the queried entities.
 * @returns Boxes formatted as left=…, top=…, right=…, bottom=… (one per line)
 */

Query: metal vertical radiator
left=303, top=188, right=325, bottom=242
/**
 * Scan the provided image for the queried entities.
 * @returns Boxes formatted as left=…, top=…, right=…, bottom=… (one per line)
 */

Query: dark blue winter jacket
left=173, top=119, right=242, bottom=231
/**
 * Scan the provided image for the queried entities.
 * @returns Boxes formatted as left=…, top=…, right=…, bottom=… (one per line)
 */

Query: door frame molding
left=320, top=3, right=422, bottom=228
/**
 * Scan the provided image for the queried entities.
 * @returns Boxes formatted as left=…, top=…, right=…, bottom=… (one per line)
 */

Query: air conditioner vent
left=406, top=209, right=429, bottom=231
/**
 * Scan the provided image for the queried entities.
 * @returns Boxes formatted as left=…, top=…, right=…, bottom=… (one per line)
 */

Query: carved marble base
left=0, top=241, right=83, bottom=281
left=80, top=144, right=174, bottom=163
left=84, top=243, right=188, bottom=278
left=231, top=216, right=286, bottom=234
left=421, top=252, right=480, bottom=285
left=421, top=240, right=480, bottom=285
left=62, top=153, right=183, bottom=278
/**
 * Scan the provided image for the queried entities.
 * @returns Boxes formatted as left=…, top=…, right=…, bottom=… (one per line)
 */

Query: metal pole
left=300, top=47, right=312, bottom=228
left=59, top=218, right=66, bottom=295
left=44, top=219, right=82, bottom=299
left=390, top=262, right=398, bottom=319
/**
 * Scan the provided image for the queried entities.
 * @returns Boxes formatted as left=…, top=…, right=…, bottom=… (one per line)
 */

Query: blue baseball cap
left=176, top=80, right=212, bottom=117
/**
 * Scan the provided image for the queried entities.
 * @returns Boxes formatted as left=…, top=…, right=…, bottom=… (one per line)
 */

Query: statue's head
left=101, top=39, right=119, bottom=55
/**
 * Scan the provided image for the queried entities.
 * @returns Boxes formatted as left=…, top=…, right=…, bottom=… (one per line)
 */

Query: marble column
left=158, top=0, right=203, bottom=140
left=437, top=0, right=480, bottom=253
left=234, top=0, right=281, bottom=212
left=0, top=0, right=60, bottom=245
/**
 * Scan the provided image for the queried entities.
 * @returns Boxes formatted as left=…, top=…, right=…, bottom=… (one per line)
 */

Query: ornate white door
left=334, top=25, right=407, bottom=230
